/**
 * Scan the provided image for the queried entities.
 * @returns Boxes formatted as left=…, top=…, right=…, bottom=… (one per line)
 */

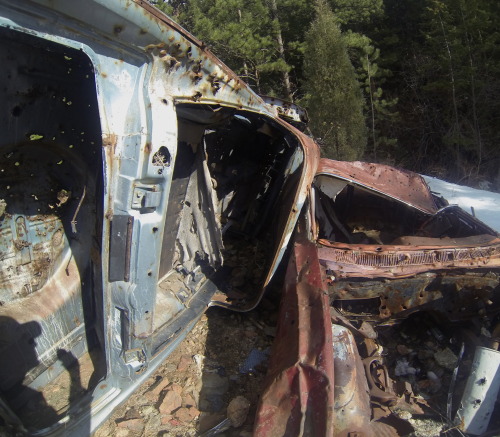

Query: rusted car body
left=256, top=160, right=500, bottom=436
left=0, top=1, right=317, bottom=435
left=1, top=1, right=499, bottom=436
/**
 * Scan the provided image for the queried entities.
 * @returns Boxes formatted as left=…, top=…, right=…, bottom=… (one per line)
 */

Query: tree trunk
left=438, top=12, right=462, bottom=174
left=366, top=54, right=377, bottom=159
left=269, top=0, right=294, bottom=101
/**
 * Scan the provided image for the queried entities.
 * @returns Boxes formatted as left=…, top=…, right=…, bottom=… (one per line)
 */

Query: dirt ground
left=94, top=300, right=279, bottom=437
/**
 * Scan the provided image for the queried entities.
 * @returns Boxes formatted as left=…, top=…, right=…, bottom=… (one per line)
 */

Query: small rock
left=424, top=341, right=438, bottom=351
left=116, top=429, right=130, bottom=437
left=397, top=344, right=412, bottom=355
left=188, top=406, right=200, bottom=419
left=182, top=393, right=197, bottom=408
left=145, top=377, right=170, bottom=401
left=144, top=414, right=162, bottom=434
left=175, top=407, right=194, bottom=423
left=244, top=329, right=258, bottom=339
left=227, top=396, right=250, bottom=428
left=160, top=414, right=173, bottom=425
left=396, top=409, right=413, bottom=421
left=417, top=379, right=437, bottom=394
left=141, top=405, right=157, bottom=417
left=116, top=418, right=144, bottom=433
left=434, top=348, right=458, bottom=371
left=159, top=390, right=182, bottom=415
left=171, top=383, right=183, bottom=395
left=177, top=354, right=192, bottom=372
left=394, top=359, right=417, bottom=376
left=123, top=407, right=141, bottom=420
left=163, top=363, right=177, bottom=373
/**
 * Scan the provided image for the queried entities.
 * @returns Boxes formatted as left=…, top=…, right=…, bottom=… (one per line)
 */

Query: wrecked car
left=0, top=1, right=316, bottom=435
left=255, top=160, right=500, bottom=436
left=1, top=1, right=499, bottom=436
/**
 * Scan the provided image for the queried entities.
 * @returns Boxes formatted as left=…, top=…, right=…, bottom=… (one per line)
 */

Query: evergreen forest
left=152, top=0, right=500, bottom=190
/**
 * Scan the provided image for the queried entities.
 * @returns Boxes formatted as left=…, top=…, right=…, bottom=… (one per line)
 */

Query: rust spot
left=113, top=25, right=124, bottom=35
left=144, top=142, right=152, bottom=154
left=52, top=228, right=64, bottom=247
left=101, top=72, right=108, bottom=78
left=192, top=91, right=202, bottom=102
left=103, top=133, right=118, bottom=149
left=144, top=42, right=166, bottom=51
left=163, top=56, right=180, bottom=72
left=100, top=384, right=108, bottom=390
left=139, top=28, right=148, bottom=35
left=189, top=72, right=202, bottom=83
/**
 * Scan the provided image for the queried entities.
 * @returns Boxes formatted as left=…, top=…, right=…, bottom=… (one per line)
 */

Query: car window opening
left=0, top=28, right=105, bottom=431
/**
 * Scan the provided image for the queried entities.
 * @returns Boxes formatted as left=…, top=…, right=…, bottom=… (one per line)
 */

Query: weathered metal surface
left=455, top=346, right=500, bottom=435
left=331, top=324, right=373, bottom=437
left=260, top=95, right=309, bottom=129
left=329, top=271, right=500, bottom=320
left=0, top=1, right=324, bottom=435
left=316, top=159, right=438, bottom=215
left=254, top=222, right=334, bottom=437
left=261, top=128, right=320, bottom=289
left=318, top=238, right=500, bottom=279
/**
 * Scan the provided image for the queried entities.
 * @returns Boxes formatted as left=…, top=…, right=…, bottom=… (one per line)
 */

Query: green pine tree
left=302, top=0, right=367, bottom=160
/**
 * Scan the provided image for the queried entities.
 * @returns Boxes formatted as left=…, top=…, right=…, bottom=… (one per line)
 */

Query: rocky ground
left=94, top=300, right=279, bottom=437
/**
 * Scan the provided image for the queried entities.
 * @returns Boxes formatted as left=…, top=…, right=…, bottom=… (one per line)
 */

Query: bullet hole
left=152, top=146, right=171, bottom=168
left=192, top=91, right=202, bottom=102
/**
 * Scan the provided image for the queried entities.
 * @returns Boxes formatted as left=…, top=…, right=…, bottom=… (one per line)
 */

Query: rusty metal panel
left=316, top=159, right=438, bottom=215
left=254, top=223, right=335, bottom=437
left=260, top=95, right=309, bottom=128
left=261, top=128, right=320, bottom=289
left=329, top=271, right=500, bottom=320
left=331, top=324, right=373, bottom=437
left=317, top=238, right=500, bottom=279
